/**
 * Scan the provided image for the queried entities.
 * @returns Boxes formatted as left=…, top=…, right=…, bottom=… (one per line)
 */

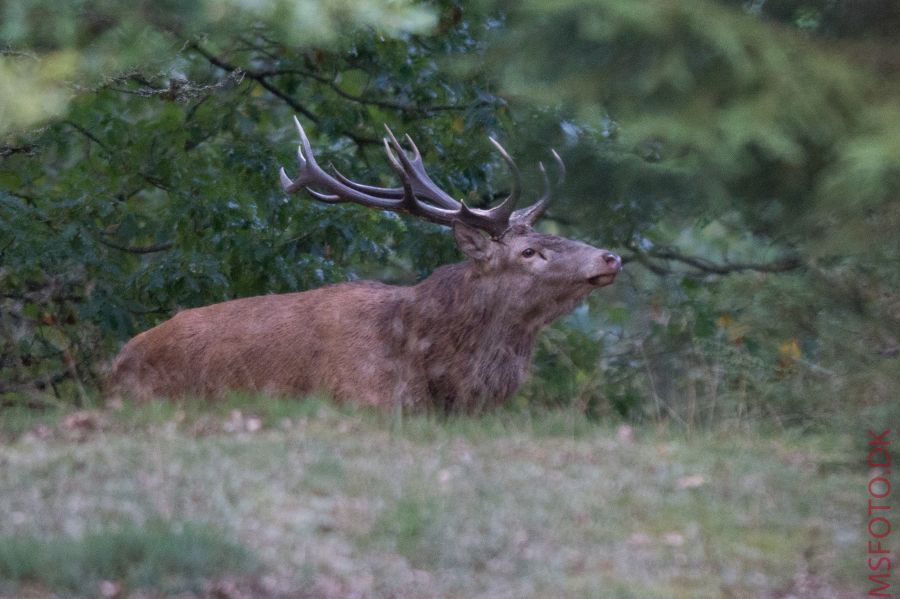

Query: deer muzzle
left=587, top=251, right=622, bottom=287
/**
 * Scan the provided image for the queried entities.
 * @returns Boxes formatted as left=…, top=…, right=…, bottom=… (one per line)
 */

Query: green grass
left=0, top=522, right=252, bottom=597
left=0, top=395, right=865, bottom=598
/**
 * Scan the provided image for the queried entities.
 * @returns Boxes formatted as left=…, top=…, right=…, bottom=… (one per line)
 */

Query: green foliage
left=481, top=0, right=898, bottom=425
left=1, top=0, right=897, bottom=427
left=0, top=0, right=435, bottom=132
left=0, top=521, right=252, bottom=596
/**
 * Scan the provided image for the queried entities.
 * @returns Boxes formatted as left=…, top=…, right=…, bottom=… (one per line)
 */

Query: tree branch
left=188, top=43, right=380, bottom=146
left=64, top=120, right=111, bottom=153
left=651, top=248, right=801, bottom=274
left=256, top=68, right=492, bottom=116
left=65, top=119, right=174, bottom=192
left=1, top=291, right=85, bottom=302
left=624, top=252, right=670, bottom=276
left=97, top=237, right=175, bottom=254
left=0, top=144, right=35, bottom=158
left=188, top=42, right=318, bottom=121
left=623, top=247, right=802, bottom=277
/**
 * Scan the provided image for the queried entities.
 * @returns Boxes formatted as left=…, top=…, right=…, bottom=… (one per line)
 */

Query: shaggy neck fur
left=398, top=260, right=591, bottom=411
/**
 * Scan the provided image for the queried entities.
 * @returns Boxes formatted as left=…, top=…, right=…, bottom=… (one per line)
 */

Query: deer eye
left=521, top=248, right=536, bottom=258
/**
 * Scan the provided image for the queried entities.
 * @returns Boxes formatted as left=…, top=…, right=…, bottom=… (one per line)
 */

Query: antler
left=510, top=149, right=565, bottom=227
left=278, top=116, right=561, bottom=237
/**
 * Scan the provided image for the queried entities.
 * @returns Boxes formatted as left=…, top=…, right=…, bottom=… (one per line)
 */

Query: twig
left=647, top=248, right=802, bottom=275
left=63, top=120, right=111, bottom=153
left=188, top=42, right=380, bottom=146
left=97, top=237, right=174, bottom=254
left=64, top=121, right=171, bottom=193
left=256, top=68, right=490, bottom=116
left=0, top=144, right=35, bottom=158
left=622, top=246, right=802, bottom=278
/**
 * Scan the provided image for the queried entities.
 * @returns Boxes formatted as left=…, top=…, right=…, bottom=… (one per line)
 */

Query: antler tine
left=485, top=137, right=521, bottom=223
left=383, top=126, right=408, bottom=166
left=324, top=125, right=459, bottom=209
left=279, top=165, right=298, bottom=193
left=329, top=130, right=433, bottom=201
left=381, top=125, right=460, bottom=210
left=381, top=139, right=417, bottom=206
left=279, top=117, right=309, bottom=193
left=403, top=133, right=423, bottom=162
left=280, top=116, right=404, bottom=209
left=305, top=188, right=343, bottom=202
left=551, top=149, right=565, bottom=184
left=332, top=167, right=405, bottom=199
left=382, top=134, right=405, bottom=175
left=383, top=127, right=521, bottom=236
left=382, top=134, right=426, bottom=213
left=381, top=133, right=466, bottom=227
left=279, top=116, right=535, bottom=237
left=509, top=148, right=565, bottom=227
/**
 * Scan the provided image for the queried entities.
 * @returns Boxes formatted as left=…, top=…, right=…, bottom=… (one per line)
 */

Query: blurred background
left=1, top=0, right=898, bottom=430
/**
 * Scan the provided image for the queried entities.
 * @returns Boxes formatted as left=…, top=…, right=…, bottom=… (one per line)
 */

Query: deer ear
left=453, top=221, right=491, bottom=261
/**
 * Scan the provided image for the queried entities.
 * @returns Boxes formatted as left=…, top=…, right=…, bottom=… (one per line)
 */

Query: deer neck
left=403, top=261, right=538, bottom=408
left=409, top=261, right=542, bottom=344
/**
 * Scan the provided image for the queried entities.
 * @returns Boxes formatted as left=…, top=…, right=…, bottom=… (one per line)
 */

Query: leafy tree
left=483, top=0, right=899, bottom=425
left=0, top=0, right=506, bottom=400
left=1, top=0, right=896, bottom=428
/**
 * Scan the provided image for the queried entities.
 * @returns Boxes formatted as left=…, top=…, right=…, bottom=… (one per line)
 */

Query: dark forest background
left=1, top=0, right=898, bottom=429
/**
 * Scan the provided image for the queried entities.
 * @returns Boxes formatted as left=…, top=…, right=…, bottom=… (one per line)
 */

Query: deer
left=109, top=117, right=622, bottom=412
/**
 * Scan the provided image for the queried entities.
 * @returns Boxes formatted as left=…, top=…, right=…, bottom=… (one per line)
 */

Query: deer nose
left=602, top=252, right=622, bottom=271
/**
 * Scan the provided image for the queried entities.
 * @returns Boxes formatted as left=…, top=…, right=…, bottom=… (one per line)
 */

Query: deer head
left=278, top=115, right=622, bottom=315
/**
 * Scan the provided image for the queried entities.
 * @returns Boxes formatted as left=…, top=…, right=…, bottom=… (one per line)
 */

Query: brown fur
left=109, top=223, right=620, bottom=411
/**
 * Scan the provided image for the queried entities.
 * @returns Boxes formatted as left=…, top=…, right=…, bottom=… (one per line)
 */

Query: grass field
left=0, top=396, right=866, bottom=598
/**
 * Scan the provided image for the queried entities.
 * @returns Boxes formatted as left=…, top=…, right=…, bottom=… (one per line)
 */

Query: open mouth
left=587, top=273, right=618, bottom=287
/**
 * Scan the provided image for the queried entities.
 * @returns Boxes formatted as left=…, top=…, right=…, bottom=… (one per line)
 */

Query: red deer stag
left=110, top=117, right=622, bottom=411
